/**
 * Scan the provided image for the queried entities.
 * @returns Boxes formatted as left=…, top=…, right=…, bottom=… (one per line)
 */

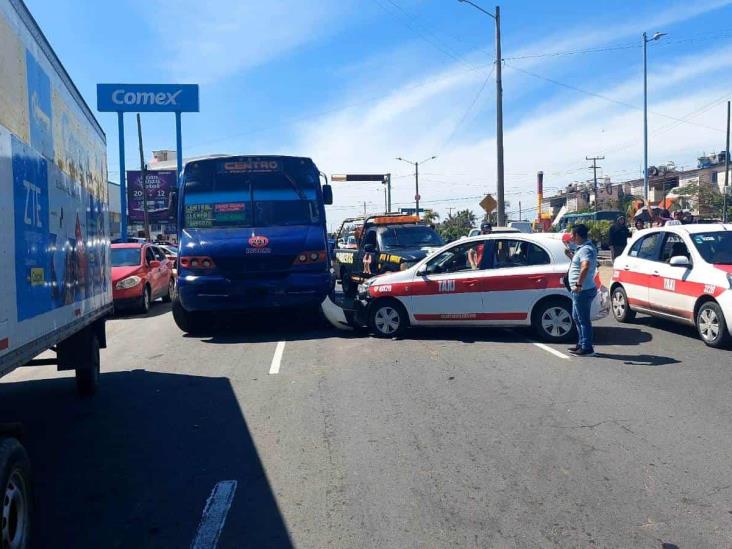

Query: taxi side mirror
left=669, top=255, right=691, bottom=268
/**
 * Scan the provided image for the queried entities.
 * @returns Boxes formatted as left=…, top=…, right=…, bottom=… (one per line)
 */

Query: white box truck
left=0, top=0, right=111, bottom=545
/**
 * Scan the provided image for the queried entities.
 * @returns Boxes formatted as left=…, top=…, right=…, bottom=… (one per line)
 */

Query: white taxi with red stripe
left=356, top=234, right=609, bottom=340
left=611, top=224, right=732, bottom=348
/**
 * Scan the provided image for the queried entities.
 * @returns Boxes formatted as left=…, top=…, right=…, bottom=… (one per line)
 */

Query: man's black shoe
left=570, top=348, right=595, bottom=357
left=568, top=345, right=580, bottom=352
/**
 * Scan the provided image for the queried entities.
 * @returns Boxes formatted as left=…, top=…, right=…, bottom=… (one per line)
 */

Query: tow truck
left=332, top=214, right=444, bottom=297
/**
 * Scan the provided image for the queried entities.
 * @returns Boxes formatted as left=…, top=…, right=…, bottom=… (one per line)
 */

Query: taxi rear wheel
left=696, top=302, right=731, bottom=348
left=369, top=300, right=407, bottom=338
left=533, top=299, right=576, bottom=343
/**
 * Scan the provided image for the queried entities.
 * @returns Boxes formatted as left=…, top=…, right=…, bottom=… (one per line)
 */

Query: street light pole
left=724, top=101, right=730, bottom=223
left=458, top=1, right=505, bottom=225
left=643, top=31, right=666, bottom=205
left=396, top=155, right=437, bottom=216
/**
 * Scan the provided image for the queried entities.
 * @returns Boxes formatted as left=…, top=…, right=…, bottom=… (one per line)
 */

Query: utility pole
left=136, top=113, right=150, bottom=240
left=518, top=200, right=522, bottom=220
left=643, top=31, right=666, bottom=205
left=385, top=173, right=392, bottom=212
left=586, top=155, right=604, bottom=210
left=457, top=1, right=504, bottom=226
left=363, top=201, right=367, bottom=217
left=724, top=101, right=730, bottom=223
left=396, top=155, right=437, bottom=216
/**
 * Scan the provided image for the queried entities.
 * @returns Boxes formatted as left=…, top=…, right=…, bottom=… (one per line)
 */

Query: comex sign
left=98, top=84, right=199, bottom=112
left=96, top=83, right=199, bottom=241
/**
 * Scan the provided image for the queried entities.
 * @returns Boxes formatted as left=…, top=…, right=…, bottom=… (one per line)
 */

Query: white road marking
left=190, top=480, right=238, bottom=549
left=532, top=342, right=571, bottom=360
left=504, top=329, right=571, bottom=361
left=269, top=341, right=286, bottom=374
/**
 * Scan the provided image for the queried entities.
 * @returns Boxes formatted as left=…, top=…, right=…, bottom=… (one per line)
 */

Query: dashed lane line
left=190, top=480, right=238, bottom=549
left=532, top=342, right=571, bottom=360
left=269, top=341, right=286, bottom=375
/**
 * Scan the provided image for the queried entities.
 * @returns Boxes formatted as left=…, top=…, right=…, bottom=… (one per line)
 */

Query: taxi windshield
left=379, top=226, right=444, bottom=248
left=691, top=231, right=732, bottom=264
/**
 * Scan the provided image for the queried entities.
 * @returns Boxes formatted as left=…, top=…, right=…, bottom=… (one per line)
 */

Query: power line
left=503, top=42, right=639, bottom=61
left=439, top=65, right=495, bottom=150
left=370, top=0, right=475, bottom=69
left=504, top=61, right=725, bottom=133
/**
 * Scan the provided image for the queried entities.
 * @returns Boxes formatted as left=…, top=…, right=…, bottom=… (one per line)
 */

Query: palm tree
left=422, top=209, right=440, bottom=224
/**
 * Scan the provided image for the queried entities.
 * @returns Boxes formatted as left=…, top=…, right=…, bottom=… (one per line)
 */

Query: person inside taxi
left=567, top=224, right=598, bottom=357
left=467, top=222, right=492, bottom=269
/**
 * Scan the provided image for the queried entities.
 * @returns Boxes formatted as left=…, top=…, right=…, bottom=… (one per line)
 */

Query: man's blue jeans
left=572, top=288, right=597, bottom=350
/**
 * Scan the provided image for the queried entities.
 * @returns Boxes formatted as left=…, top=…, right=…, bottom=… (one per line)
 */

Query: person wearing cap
left=665, top=210, right=684, bottom=226
left=467, top=222, right=492, bottom=269
left=567, top=224, right=598, bottom=357
left=608, top=216, right=631, bottom=261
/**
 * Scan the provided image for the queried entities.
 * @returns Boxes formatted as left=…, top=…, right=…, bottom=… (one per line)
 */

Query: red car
left=111, top=243, right=175, bottom=313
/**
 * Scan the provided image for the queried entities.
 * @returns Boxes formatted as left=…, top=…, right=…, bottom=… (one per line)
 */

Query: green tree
left=437, top=209, right=476, bottom=242
left=673, top=183, right=728, bottom=219
left=422, top=209, right=440, bottom=225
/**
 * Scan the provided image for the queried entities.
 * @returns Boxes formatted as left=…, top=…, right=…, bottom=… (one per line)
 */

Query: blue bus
left=172, top=155, right=334, bottom=332
left=558, top=210, right=623, bottom=231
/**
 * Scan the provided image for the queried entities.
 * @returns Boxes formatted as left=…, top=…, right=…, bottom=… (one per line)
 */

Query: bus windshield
left=182, top=160, right=322, bottom=228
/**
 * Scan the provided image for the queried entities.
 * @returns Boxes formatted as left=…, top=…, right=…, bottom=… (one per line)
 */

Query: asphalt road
left=2, top=293, right=732, bottom=548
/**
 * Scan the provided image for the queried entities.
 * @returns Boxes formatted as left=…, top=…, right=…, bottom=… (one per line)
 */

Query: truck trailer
left=0, top=0, right=111, bottom=546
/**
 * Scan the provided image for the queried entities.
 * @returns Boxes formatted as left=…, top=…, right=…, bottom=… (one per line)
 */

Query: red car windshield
left=112, top=248, right=142, bottom=267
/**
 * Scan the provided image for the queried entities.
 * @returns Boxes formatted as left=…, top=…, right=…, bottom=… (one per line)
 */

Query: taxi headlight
left=115, top=275, right=141, bottom=290
left=358, top=282, right=369, bottom=294
left=727, top=273, right=732, bottom=289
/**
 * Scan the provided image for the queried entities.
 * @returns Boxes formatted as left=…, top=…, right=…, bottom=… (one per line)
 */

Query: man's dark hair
left=572, top=223, right=589, bottom=239
left=481, top=222, right=492, bottom=230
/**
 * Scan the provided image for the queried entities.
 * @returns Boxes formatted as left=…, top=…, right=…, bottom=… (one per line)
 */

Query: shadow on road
left=593, top=326, right=653, bottom=346
left=113, top=301, right=172, bottom=320
left=0, top=370, right=292, bottom=549
left=591, top=352, right=681, bottom=366
left=186, top=309, right=355, bottom=344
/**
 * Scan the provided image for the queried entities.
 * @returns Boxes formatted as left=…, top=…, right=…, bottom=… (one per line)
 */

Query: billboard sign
left=97, top=84, right=199, bottom=112
left=126, top=170, right=176, bottom=223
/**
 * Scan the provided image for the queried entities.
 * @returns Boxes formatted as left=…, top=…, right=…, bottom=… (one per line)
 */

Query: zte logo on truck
left=111, top=89, right=183, bottom=106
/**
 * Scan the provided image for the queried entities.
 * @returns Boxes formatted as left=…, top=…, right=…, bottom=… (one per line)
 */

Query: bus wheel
left=0, top=438, right=31, bottom=549
left=172, top=299, right=207, bottom=335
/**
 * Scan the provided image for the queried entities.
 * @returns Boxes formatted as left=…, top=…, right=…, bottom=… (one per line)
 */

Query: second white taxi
left=610, top=224, right=732, bottom=348
left=355, top=234, right=610, bottom=340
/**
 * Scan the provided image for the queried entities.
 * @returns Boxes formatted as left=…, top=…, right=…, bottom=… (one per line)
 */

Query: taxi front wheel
left=611, top=286, right=635, bottom=323
left=369, top=300, right=408, bottom=338
left=696, top=302, right=731, bottom=348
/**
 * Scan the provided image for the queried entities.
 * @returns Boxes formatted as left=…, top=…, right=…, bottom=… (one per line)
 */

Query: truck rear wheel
left=75, top=331, right=100, bottom=397
left=0, top=437, right=31, bottom=549
left=173, top=299, right=208, bottom=335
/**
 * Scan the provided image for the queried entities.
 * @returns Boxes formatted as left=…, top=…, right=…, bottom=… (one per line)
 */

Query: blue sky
left=26, top=0, right=732, bottom=228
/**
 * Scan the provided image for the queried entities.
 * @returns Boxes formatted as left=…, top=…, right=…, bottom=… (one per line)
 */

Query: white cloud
left=147, top=0, right=357, bottom=83
left=306, top=41, right=732, bottom=228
